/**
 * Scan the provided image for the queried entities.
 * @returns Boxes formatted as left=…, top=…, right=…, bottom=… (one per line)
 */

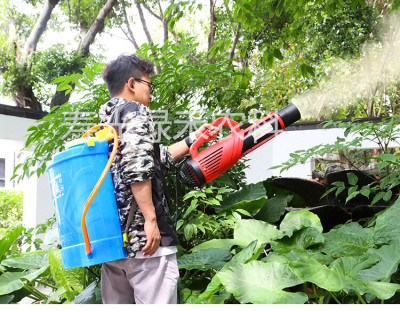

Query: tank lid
left=65, top=137, right=100, bottom=150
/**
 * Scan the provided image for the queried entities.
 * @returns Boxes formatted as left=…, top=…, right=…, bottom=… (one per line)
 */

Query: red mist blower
left=179, top=104, right=301, bottom=187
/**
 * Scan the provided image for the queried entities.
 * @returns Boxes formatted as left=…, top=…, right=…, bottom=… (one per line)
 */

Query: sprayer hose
left=81, top=125, right=119, bottom=255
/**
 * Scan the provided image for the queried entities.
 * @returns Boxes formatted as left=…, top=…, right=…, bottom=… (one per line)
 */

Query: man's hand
left=141, top=219, right=161, bottom=256
left=130, top=180, right=160, bottom=256
left=167, top=123, right=221, bottom=161
left=194, top=123, right=220, bottom=140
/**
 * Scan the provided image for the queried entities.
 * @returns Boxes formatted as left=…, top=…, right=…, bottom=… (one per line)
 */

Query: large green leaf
left=1, top=250, right=49, bottom=270
left=321, top=222, right=374, bottom=257
left=271, top=227, right=324, bottom=254
left=279, top=209, right=323, bottom=237
left=207, top=289, right=231, bottom=304
left=218, top=261, right=308, bottom=304
left=0, top=224, right=24, bottom=260
left=178, top=248, right=232, bottom=271
left=0, top=272, right=25, bottom=295
left=0, top=294, right=14, bottom=304
left=357, top=242, right=400, bottom=282
left=233, top=219, right=282, bottom=248
left=191, top=239, right=237, bottom=252
left=195, top=240, right=258, bottom=303
left=48, top=249, right=85, bottom=302
left=329, top=254, right=380, bottom=278
left=3, top=288, right=30, bottom=303
left=254, top=195, right=291, bottom=223
left=180, top=288, right=203, bottom=304
left=72, top=281, right=99, bottom=304
left=373, top=196, right=400, bottom=245
left=216, top=182, right=267, bottom=214
left=46, top=286, right=67, bottom=304
left=289, top=254, right=400, bottom=300
left=21, top=267, right=49, bottom=282
left=283, top=250, right=334, bottom=266
left=194, top=276, right=223, bottom=304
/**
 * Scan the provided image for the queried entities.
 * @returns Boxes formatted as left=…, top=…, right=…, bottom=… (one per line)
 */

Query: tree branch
left=207, top=0, right=216, bottom=64
left=160, top=0, right=172, bottom=43
left=121, top=0, right=139, bottom=49
left=78, top=0, right=118, bottom=56
left=229, top=22, right=241, bottom=60
left=141, top=1, right=162, bottom=20
left=23, top=0, right=60, bottom=59
left=136, top=0, right=154, bottom=44
left=255, top=0, right=282, bottom=43
left=135, top=0, right=161, bottom=73
left=157, top=0, right=164, bottom=18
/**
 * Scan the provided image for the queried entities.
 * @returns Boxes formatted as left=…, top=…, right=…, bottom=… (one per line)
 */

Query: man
left=98, top=54, right=219, bottom=304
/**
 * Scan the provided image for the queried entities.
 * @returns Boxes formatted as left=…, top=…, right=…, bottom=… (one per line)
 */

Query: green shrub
left=0, top=190, right=23, bottom=228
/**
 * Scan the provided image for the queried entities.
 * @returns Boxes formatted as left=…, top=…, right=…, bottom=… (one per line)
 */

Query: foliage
left=6, top=0, right=400, bottom=305
left=0, top=219, right=101, bottom=304
left=12, top=60, right=108, bottom=183
left=0, top=190, right=23, bottom=229
left=178, top=194, right=400, bottom=304
left=273, top=116, right=400, bottom=205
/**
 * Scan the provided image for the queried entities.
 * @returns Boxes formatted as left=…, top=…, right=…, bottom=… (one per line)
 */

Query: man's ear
left=127, top=77, right=135, bottom=92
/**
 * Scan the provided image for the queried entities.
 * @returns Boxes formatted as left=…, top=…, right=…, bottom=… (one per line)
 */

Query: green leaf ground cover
left=183, top=196, right=400, bottom=304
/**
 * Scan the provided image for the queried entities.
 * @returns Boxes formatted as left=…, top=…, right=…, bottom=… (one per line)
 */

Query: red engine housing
left=179, top=113, right=285, bottom=187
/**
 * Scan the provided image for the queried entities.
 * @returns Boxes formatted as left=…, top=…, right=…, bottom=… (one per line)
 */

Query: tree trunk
left=22, top=0, right=60, bottom=59
left=11, top=0, right=59, bottom=111
left=207, top=0, right=216, bottom=64
left=13, top=86, right=42, bottom=111
left=51, top=0, right=118, bottom=108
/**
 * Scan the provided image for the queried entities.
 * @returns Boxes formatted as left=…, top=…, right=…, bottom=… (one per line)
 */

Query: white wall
left=0, top=114, right=54, bottom=228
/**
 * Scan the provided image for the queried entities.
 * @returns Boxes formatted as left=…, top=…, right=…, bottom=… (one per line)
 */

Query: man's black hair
left=102, top=54, right=155, bottom=97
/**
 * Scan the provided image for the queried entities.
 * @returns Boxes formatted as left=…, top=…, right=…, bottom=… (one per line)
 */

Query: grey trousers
left=101, top=253, right=179, bottom=304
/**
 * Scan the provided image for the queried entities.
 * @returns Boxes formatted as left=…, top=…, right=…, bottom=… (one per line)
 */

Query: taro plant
left=178, top=198, right=400, bottom=304
left=0, top=220, right=101, bottom=304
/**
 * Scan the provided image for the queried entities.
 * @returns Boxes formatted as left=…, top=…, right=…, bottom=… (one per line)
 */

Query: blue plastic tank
left=46, top=138, right=127, bottom=269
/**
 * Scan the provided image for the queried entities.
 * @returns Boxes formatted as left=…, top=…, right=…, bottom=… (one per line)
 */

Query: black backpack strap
left=107, top=101, right=142, bottom=135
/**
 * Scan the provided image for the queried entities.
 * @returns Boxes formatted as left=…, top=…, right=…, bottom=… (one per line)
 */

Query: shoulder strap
left=108, top=101, right=141, bottom=243
left=108, top=102, right=129, bottom=135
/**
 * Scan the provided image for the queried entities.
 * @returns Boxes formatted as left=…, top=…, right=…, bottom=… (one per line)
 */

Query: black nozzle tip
left=277, top=104, right=301, bottom=127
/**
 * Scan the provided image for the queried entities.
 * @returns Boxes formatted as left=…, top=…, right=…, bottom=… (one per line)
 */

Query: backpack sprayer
left=46, top=125, right=127, bottom=269
left=179, top=104, right=301, bottom=187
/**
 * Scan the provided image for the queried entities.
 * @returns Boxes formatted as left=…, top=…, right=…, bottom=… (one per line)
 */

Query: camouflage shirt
left=99, top=97, right=176, bottom=257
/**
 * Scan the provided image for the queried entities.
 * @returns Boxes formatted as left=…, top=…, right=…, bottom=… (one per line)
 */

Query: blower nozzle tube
left=277, top=104, right=301, bottom=128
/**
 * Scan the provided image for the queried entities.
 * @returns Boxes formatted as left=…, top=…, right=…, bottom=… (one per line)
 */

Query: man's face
left=132, top=74, right=153, bottom=107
